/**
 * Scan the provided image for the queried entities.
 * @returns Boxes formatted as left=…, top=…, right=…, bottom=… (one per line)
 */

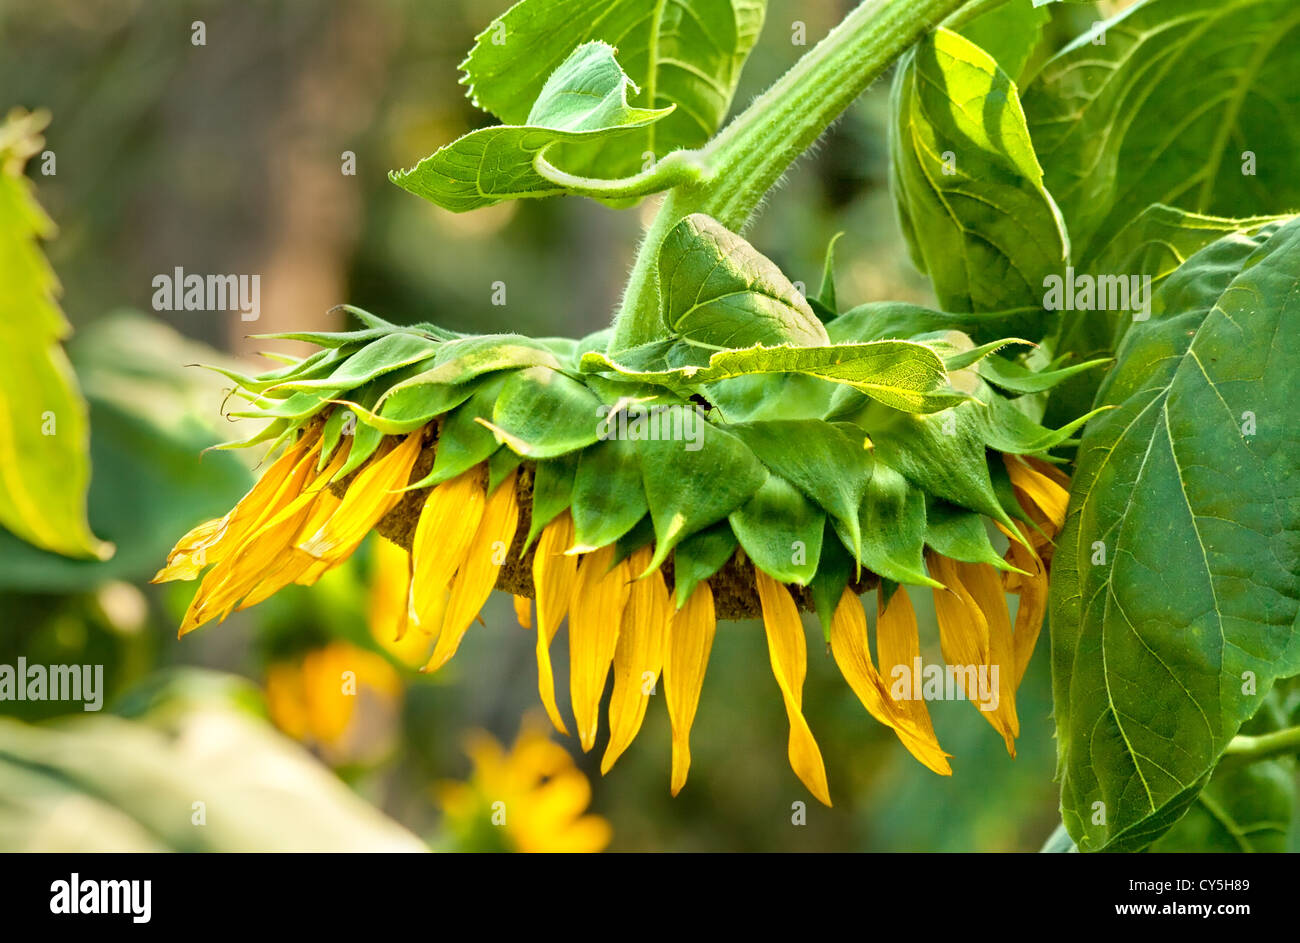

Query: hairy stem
left=608, top=0, right=971, bottom=353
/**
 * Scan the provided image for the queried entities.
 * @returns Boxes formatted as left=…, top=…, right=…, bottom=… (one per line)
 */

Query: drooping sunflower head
left=158, top=272, right=1098, bottom=804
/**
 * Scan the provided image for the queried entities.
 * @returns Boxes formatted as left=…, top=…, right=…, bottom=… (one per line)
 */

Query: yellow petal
left=155, top=431, right=316, bottom=582
left=829, top=587, right=951, bottom=775
left=1008, top=534, right=1048, bottom=689
left=532, top=512, right=579, bottom=735
left=567, top=545, right=632, bottom=752
left=424, top=469, right=520, bottom=673
left=513, top=595, right=532, bottom=629
left=410, top=467, right=486, bottom=631
left=226, top=442, right=353, bottom=611
left=298, top=432, right=422, bottom=560
left=663, top=581, right=716, bottom=796
left=952, top=560, right=1020, bottom=755
left=179, top=440, right=328, bottom=633
left=1004, top=454, right=1069, bottom=535
left=755, top=569, right=832, bottom=807
left=875, top=587, right=945, bottom=754
left=928, top=553, right=991, bottom=685
left=602, top=548, right=670, bottom=774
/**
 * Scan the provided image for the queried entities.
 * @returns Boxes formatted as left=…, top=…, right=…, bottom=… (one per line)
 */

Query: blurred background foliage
left=4, top=0, right=1290, bottom=852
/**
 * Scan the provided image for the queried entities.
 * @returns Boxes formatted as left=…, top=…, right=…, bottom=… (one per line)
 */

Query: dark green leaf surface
left=659, top=214, right=829, bottom=350
left=1023, top=0, right=1300, bottom=264
left=391, top=42, right=673, bottom=211
left=460, top=0, right=766, bottom=179
left=890, top=28, right=1067, bottom=314
left=1051, top=219, right=1300, bottom=852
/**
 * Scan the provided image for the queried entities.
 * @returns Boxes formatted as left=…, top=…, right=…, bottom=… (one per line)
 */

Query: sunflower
left=437, top=716, right=612, bottom=853
left=158, top=319, right=1078, bottom=805
left=264, top=640, right=404, bottom=766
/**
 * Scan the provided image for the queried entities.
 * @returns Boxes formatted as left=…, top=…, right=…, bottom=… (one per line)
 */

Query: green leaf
left=1149, top=760, right=1294, bottom=853
left=381, top=335, right=561, bottom=394
left=890, top=28, right=1068, bottom=315
left=846, top=458, right=938, bottom=588
left=391, top=42, right=675, bottom=212
left=925, top=498, right=1020, bottom=573
left=978, top=352, right=1109, bottom=394
left=570, top=436, right=647, bottom=552
left=0, top=313, right=254, bottom=591
left=525, top=452, right=579, bottom=551
left=813, top=231, right=843, bottom=316
left=829, top=300, right=1044, bottom=347
left=659, top=214, right=829, bottom=350
left=809, top=528, right=854, bottom=641
left=267, top=333, right=441, bottom=392
left=729, top=474, right=823, bottom=585
left=409, top=378, right=507, bottom=489
left=638, top=421, right=766, bottom=571
left=460, top=0, right=766, bottom=179
left=869, top=405, right=1016, bottom=531
left=671, top=521, right=737, bottom=608
left=726, top=420, right=872, bottom=561
left=482, top=365, right=604, bottom=458
left=1022, top=0, right=1300, bottom=265
left=956, top=0, right=1050, bottom=82
left=1051, top=219, right=1300, bottom=852
left=583, top=340, right=964, bottom=414
left=0, top=115, right=109, bottom=559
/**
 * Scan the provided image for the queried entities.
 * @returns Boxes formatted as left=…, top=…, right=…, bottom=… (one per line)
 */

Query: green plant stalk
left=1221, top=725, right=1300, bottom=765
left=608, top=0, right=971, bottom=353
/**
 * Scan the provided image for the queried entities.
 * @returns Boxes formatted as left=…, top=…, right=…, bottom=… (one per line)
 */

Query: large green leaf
left=890, top=28, right=1068, bottom=316
left=460, top=0, right=766, bottom=179
left=1023, top=0, right=1300, bottom=265
left=0, top=312, right=253, bottom=592
left=391, top=42, right=674, bottom=212
left=1051, top=219, right=1300, bottom=852
left=1045, top=205, right=1288, bottom=426
left=0, top=114, right=108, bottom=559
left=659, top=214, right=829, bottom=350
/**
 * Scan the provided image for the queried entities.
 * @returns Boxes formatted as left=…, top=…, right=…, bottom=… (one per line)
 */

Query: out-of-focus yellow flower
left=437, top=717, right=611, bottom=853
left=265, top=641, right=403, bottom=766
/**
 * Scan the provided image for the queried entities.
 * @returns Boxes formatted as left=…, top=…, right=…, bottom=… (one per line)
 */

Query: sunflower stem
left=607, top=0, right=971, bottom=354
left=1222, top=725, right=1300, bottom=766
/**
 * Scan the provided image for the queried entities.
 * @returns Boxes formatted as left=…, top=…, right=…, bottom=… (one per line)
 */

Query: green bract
left=215, top=208, right=1093, bottom=633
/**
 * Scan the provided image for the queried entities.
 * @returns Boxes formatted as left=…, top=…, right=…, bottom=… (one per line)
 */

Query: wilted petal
left=755, top=569, right=831, bottom=807
left=532, top=512, right=579, bottom=736
left=663, top=581, right=716, bottom=796
left=829, top=587, right=951, bottom=775
left=602, top=548, right=670, bottom=774
left=298, top=432, right=422, bottom=560
left=568, top=545, right=631, bottom=752
left=952, top=560, right=1020, bottom=755
left=424, top=469, right=520, bottom=673
left=410, top=467, right=486, bottom=631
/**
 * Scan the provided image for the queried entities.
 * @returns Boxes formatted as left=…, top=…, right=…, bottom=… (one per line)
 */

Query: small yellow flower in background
left=437, top=716, right=612, bottom=853
left=265, top=641, right=403, bottom=767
